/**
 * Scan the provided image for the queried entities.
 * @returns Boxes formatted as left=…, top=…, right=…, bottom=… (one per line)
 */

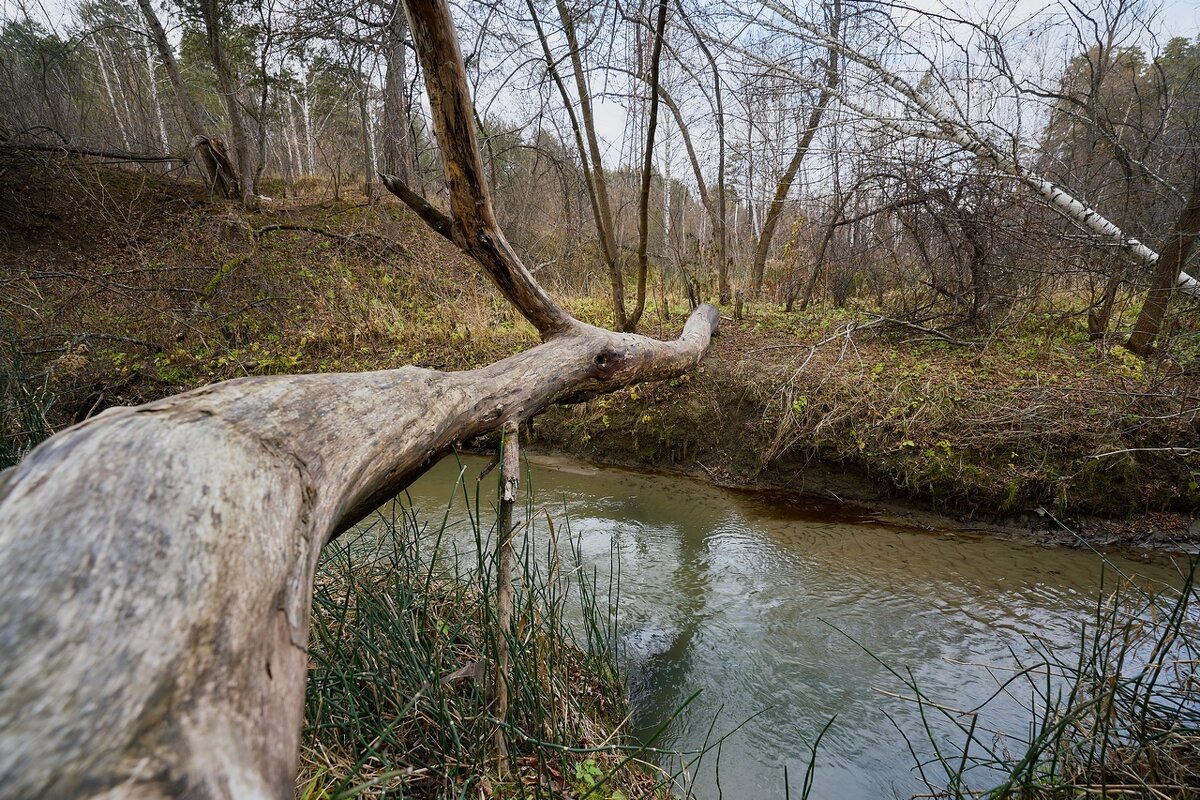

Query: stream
left=388, top=453, right=1185, bottom=799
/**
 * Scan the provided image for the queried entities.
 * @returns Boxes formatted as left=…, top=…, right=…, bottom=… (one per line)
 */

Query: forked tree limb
left=0, top=0, right=720, bottom=797
left=404, top=0, right=575, bottom=338
left=0, top=307, right=718, bottom=798
left=378, top=172, right=454, bottom=241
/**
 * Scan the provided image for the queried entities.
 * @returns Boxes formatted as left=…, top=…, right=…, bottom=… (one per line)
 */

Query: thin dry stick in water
left=494, top=420, right=519, bottom=776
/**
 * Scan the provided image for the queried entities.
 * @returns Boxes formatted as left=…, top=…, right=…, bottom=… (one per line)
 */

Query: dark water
left=390, top=453, right=1184, bottom=799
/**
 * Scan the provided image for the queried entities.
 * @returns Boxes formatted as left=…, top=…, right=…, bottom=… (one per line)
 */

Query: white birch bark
left=300, top=67, right=316, bottom=175
left=283, top=91, right=303, bottom=180
left=662, top=117, right=672, bottom=249
left=144, top=44, right=171, bottom=153
left=111, top=43, right=139, bottom=148
left=367, top=90, right=379, bottom=174
left=96, top=42, right=131, bottom=151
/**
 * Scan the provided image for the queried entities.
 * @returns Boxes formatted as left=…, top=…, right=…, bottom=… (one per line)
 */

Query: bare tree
left=528, top=0, right=630, bottom=330
left=200, top=0, right=259, bottom=207
left=722, top=0, right=1200, bottom=319
left=628, top=0, right=670, bottom=331
left=747, top=0, right=840, bottom=298
left=677, top=1, right=730, bottom=302
left=0, top=3, right=719, bottom=798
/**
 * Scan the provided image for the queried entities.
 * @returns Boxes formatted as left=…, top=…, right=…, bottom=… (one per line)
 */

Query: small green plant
left=574, top=757, right=604, bottom=789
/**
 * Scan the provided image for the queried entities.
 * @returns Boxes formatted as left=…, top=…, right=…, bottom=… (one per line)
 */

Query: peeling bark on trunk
left=191, top=134, right=240, bottom=200
left=493, top=420, right=518, bottom=777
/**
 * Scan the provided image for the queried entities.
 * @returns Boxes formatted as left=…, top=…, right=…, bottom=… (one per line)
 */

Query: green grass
left=298, top=463, right=674, bottom=799
left=0, top=336, right=54, bottom=469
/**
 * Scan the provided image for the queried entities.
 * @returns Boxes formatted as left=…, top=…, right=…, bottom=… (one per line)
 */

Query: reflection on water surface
left=389, top=453, right=1181, bottom=799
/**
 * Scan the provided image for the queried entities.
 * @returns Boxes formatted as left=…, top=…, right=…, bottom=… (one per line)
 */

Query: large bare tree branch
left=0, top=0, right=720, bottom=797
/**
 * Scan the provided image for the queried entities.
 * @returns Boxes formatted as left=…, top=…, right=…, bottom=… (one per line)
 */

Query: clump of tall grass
left=0, top=337, right=53, bottom=469
left=884, top=556, right=1199, bottom=799
left=298, top=468, right=665, bottom=799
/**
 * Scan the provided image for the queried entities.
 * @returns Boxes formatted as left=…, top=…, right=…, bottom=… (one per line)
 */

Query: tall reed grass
left=873, top=555, right=1200, bottom=799
left=297, top=463, right=669, bottom=799
left=0, top=338, right=53, bottom=469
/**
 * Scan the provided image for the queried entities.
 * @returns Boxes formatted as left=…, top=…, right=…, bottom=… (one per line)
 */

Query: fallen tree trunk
left=0, top=0, right=721, bottom=796
left=0, top=141, right=188, bottom=165
left=0, top=307, right=717, bottom=798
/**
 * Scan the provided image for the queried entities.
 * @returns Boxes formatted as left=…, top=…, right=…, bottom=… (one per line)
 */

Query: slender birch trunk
left=144, top=44, right=171, bottom=152
left=301, top=71, right=316, bottom=175
left=96, top=42, right=131, bottom=151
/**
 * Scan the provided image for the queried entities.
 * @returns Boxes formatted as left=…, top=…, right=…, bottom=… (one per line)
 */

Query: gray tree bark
left=0, top=1, right=719, bottom=797
left=1127, top=176, right=1200, bottom=354
left=382, top=1, right=416, bottom=183
left=200, top=0, right=257, bottom=208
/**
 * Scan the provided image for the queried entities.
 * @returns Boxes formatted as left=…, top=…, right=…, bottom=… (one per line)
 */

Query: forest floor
left=3, top=164, right=1199, bottom=548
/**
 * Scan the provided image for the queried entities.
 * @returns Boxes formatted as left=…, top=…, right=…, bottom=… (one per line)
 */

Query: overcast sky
left=5, top=0, right=1198, bottom=178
